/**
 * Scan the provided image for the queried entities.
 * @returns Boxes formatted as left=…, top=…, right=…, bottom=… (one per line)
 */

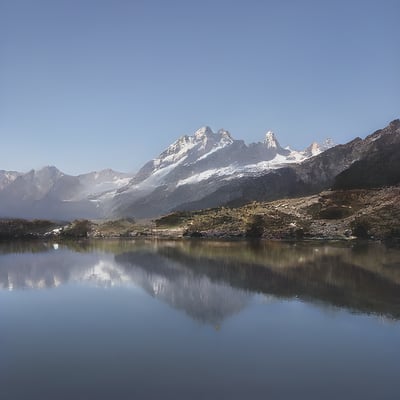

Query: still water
left=1, top=239, right=400, bottom=399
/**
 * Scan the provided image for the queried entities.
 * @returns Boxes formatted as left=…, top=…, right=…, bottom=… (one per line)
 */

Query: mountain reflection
left=115, top=250, right=250, bottom=324
left=1, top=240, right=400, bottom=322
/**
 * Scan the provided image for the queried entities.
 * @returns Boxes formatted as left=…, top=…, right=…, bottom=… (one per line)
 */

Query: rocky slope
left=1, top=186, right=399, bottom=241
left=155, top=186, right=400, bottom=241
left=177, top=120, right=400, bottom=211
left=111, top=126, right=333, bottom=218
left=0, top=120, right=398, bottom=221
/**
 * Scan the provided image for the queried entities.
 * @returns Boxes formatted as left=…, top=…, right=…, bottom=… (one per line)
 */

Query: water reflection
left=1, top=240, right=400, bottom=322
left=115, top=250, right=250, bottom=324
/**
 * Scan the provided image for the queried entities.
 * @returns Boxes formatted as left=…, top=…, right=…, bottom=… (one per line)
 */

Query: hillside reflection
left=1, top=240, right=400, bottom=322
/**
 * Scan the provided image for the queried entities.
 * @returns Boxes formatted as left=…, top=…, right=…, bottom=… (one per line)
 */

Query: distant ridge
left=1, top=120, right=398, bottom=220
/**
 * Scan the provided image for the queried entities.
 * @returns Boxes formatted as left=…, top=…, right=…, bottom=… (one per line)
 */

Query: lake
left=1, top=239, right=400, bottom=399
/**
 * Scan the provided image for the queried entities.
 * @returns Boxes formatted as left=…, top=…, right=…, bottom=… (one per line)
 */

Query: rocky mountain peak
left=264, top=131, right=279, bottom=149
left=304, top=138, right=335, bottom=157
left=306, top=142, right=322, bottom=156
left=194, top=126, right=214, bottom=140
left=321, top=138, right=335, bottom=150
left=389, top=119, right=400, bottom=130
left=37, top=165, right=63, bottom=176
left=217, top=129, right=234, bottom=145
left=218, top=128, right=232, bottom=138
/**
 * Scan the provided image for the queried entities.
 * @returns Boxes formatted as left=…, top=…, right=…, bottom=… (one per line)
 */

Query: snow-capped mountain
left=0, top=170, right=22, bottom=190
left=0, top=120, right=398, bottom=221
left=304, top=138, right=335, bottom=157
left=0, top=126, right=335, bottom=219
left=177, top=120, right=400, bottom=211
left=75, top=169, right=133, bottom=200
left=129, top=127, right=235, bottom=186
left=132, top=127, right=333, bottom=189
left=110, top=126, right=333, bottom=217
left=0, top=167, right=133, bottom=219
left=14, top=120, right=400, bottom=221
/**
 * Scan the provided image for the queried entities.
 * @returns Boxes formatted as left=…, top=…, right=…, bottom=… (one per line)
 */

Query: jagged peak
left=217, top=129, right=234, bottom=145
left=168, top=126, right=233, bottom=150
left=194, top=126, right=214, bottom=139
left=306, top=142, right=322, bottom=156
left=264, top=130, right=280, bottom=149
left=321, top=138, right=335, bottom=149
left=34, top=165, right=64, bottom=177
left=304, top=138, right=335, bottom=157
left=38, top=165, right=60, bottom=172
left=218, top=128, right=232, bottom=138
left=389, top=119, right=400, bottom=129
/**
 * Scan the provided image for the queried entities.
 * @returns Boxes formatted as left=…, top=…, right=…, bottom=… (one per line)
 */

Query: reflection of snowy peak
left=115, top=250, right=249, bottom=324
left=0, top=247, right=249, bottom=325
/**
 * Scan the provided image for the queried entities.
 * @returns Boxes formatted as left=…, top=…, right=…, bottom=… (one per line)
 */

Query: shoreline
left=0, top=186, right=399, bottom=244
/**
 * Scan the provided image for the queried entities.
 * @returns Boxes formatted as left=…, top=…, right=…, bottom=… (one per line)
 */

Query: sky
left=0, top=0, right=399, bottom=175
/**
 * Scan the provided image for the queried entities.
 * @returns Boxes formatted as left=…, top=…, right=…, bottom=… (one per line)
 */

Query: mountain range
left=0, top=119, right=399, bottom=220
left=0, top=168, right=132, bottom=219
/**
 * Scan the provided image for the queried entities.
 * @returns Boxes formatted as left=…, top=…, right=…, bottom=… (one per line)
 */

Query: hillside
left=155, top=186, right=400, bottom=241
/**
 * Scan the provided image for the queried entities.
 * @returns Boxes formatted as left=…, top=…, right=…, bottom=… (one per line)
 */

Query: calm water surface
left=1, top=240, right=400, bottom=399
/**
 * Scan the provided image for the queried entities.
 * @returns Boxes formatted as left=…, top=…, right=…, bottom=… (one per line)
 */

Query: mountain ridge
left=110, top=126, right=334, bottom=218
left=0, top=120, right=398, bottom=220
left=176, top=119, right=400, bottom=212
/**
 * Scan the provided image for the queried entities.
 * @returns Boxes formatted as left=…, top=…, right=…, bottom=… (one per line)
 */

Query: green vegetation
left=60, top=219, right=92, bottom=238
left=92, top=218, right=140, bottom=237
left=155, top=212, right=192, bottom=227
left=0, top=219, right=60, bottom=240
left=0, top=187, right=398, bottom=242
left=154, top=186, right=400, bottom=241
left=319, top=205, right=353, bottom=219
left=245, top=214, right=265, bottom=238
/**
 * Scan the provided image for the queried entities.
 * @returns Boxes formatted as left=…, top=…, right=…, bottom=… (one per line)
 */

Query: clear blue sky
left=1, top=0, right=399, bottom=175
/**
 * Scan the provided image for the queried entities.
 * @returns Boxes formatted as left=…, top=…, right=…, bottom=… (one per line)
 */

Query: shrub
left=351, top=217, right=371, bottom=239
left=61, top=220, right=92, bottom=238
left=245, top=214, right=265, bottom=238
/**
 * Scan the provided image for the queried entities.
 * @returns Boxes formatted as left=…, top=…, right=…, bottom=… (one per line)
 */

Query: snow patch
left=176, top=151, right=306, bottom=187
left=176, top=165, right=238, bottom=186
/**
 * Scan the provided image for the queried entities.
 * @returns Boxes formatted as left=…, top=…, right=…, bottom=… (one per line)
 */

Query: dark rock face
left=113, top=127, right=305, bottom=218
left=177, top=120, right=400, bottom=211
left=291, top=121, right=399, bottom=190
left=333, top=144, right=400, bottom=189
left=333, top=120, right=400, bottom=190
left=0, top=120, right=398, bottom=220
left=176, top=168, right=315, bottom=211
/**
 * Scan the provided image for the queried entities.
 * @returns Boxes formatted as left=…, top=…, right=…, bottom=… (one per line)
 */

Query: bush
left=61, top=220, right=92, bottom=238
left=351, top=217, right=371, bottom=239
left=245, top=214, right=265, bottom=238
left=319, top=206, right=353, bottom=220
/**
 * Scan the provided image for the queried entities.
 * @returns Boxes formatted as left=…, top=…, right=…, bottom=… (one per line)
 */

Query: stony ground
left=154, top=186, right=400, bottom=240
left=1, top=186, right=398, bottom=241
